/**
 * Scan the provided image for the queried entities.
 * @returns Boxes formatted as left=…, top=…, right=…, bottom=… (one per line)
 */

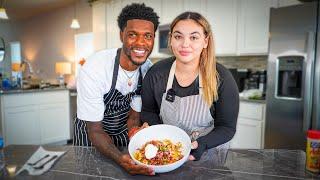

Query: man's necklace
left=121, top=67, right=137, bottom=86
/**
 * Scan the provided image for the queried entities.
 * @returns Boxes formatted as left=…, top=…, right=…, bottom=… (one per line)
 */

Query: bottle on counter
left=306, top=130, right=320, bottom=173
left=0, top=137, right=4, bottom=171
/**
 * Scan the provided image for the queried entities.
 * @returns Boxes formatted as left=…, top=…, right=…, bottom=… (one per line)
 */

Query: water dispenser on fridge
left=276, top=56, right=303, bottom=99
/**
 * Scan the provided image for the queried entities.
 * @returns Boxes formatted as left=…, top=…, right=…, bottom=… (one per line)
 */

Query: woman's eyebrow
left=173, top=31, right=201, bottom=36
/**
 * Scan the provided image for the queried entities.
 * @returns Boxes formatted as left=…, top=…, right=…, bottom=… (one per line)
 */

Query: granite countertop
left=0, top=87, right=70, bottom=94
left=2, top=145, right=319, bottom=179
left=239, top=97, right=266, bottom=104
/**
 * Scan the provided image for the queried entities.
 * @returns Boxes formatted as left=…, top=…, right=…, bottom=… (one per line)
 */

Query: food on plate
left=133, top=139, right=183, bottom=165
left=144, top=144, right=158, bottom=159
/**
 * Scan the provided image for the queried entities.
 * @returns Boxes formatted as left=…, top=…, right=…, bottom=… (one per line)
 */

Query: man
left=74, top=3, right=159, bottom=175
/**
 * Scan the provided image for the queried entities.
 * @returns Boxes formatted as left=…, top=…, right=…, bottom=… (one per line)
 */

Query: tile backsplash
left=151, top=55, right=268, bottom=71
left=217, top=56, right=268, bottom=71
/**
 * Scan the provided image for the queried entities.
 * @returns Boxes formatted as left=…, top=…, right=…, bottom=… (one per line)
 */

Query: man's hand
left=119, top=154, right=154, bottom=175
left=128, top=122, right=149, bottom=139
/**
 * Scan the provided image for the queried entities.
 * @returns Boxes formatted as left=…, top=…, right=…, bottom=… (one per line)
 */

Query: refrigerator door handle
left=302, top=31, right=315, bottom=131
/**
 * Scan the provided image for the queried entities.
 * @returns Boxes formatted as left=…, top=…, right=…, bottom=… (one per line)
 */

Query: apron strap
left=111, top=48, right=121, bottom=89
left=199, top=71, right=203, bottom=95
left=134, top=68, right=143, bottom=95
left=166, top=61, right=176, bottom=91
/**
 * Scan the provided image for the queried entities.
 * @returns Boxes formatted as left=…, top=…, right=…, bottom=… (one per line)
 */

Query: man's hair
left=117, top=3, right=159, bottom=32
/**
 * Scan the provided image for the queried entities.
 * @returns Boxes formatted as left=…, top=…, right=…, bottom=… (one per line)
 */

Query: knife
left=27, top=154, right=50, bottom=166
left=33, top=155, right=58, bottom=170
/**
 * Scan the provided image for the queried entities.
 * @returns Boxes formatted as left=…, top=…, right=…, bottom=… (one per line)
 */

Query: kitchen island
left=1, top=145, right=319, bottom=179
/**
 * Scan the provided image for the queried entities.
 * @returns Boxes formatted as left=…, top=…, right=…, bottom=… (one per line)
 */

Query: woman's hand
left=128, top=122, right=149, bottom=139
left=118, top=154, right=154, bottom=175
left=188, top=140, right=198, bottom=161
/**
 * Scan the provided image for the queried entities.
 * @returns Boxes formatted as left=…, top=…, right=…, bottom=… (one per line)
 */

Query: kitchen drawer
left=2, top=93, right=36, bottom=107
left=36, top=90, right=69, bottom=104
left=2, top=90, right=69, bottom=108
left=239, top=102, right=265, bottom=120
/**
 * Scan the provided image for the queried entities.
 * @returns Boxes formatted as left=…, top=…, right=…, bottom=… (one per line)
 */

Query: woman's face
left=170, top=19, right=208, bottom=64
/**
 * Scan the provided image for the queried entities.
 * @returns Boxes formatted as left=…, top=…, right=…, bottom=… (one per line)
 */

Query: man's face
left=120, top=19, right=155, bottom=66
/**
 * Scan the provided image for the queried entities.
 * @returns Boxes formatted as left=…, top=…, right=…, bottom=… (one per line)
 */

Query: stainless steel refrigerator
left=265, top=1, right=320, bottom=150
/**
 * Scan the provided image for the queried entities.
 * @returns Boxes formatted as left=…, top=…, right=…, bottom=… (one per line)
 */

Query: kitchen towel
left=16, top=146, right=66, bottom=176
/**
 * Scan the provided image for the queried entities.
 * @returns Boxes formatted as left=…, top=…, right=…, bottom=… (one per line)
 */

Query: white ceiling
left=1, top=0, right=78, bottom=20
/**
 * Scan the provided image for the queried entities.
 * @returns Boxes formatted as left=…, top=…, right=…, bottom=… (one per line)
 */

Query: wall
left=19, top=0, right=92, bottom=84
left=0, top=0, right=92, bottom=84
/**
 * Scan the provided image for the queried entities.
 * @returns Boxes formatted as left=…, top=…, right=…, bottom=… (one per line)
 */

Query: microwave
left=158, top=24, right=171, bottom=54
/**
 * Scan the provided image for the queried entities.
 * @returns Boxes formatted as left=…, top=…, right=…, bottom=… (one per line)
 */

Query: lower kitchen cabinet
left=39, top=103, right=70, bottom=144
left=230, top=101, right=266, bottom=149
left=4, top=106, right=40, bottom=145
left=0, top=90, right=71, bottom=146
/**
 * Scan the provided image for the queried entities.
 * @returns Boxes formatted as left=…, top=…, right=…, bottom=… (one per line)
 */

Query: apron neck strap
left=111, top=48, right=121, bottom=89
left=166, top=61, right=176, bottom=91
left=166, top=61, right=203, bottom=94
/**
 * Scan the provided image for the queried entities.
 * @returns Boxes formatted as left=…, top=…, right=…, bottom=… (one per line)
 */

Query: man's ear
left=120, top=31, right=124, bottom=43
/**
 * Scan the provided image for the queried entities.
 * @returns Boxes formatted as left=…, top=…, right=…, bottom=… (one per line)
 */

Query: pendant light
left=0, top=0, right=8, bottom=19
left=70, top=0, right=80, bottom=29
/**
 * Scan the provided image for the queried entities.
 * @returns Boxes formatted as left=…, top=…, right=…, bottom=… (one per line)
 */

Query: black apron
left=74, top=49, right=142, bottom=147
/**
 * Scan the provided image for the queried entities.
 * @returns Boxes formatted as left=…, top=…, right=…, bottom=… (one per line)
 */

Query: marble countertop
left=0, top=87, right=69, bottom=94
left=1, top=145, right=319, bottom=179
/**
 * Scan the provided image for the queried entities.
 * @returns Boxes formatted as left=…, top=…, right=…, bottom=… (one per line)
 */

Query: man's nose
left=136, top=35, right=146, bottom=45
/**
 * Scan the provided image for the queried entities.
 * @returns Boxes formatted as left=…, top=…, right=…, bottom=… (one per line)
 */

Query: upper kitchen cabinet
left=183, top=0, right=207, bottom=15
left=277, top=0, right=302, bottom=7
left=92, top=0, right=277, bottom=56
left=237, top=0, right=276, bottom=55
left=161, top=0, right=184, bottom=25
left=106, top=0, right=123, bottom=49
left=207, top=0, right=238, bottom=55
left=92, top=1, right=107, bottom=51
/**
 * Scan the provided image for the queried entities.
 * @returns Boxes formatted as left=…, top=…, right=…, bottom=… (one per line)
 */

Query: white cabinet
left=277, top=0, right=301, bottom=7
left=0, top=90, right=70, bottom=146
left=230, top=101, right=266, bottom=149
left=92, top=1, right=107, bottom=51
left=92, top=0, right=276, bottom=56
left=207, top=0, right=238, bottom=55
left=237, top=0, right=276, bottom=55
left=39, top=103, right=70, bottom=144
left=4, top=106, right=40, bottom=145
left=231, top=118, right=262, bottom=149
left=161, top=0, right=184, bottom=25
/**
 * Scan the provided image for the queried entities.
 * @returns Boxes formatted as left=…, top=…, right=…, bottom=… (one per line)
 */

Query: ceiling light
left=0, top=7, right=8, bottom=19
left=70, top=19, right=80, bottom=29
left=70, top=1, right=80, bottom=29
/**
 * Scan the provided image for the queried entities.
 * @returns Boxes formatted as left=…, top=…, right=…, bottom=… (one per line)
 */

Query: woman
left=139, top=12, right=239, bottom=162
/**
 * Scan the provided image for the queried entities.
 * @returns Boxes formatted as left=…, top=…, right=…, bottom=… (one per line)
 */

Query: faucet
left=21, top=59, right=34, bottom=75
left=19, top=59, right=34, bottom=88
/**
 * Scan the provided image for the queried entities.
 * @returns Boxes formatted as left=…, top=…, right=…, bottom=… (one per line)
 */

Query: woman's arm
left=192, top=65, right=239, bottom=160
left=140, top=68, right=163, bottom=125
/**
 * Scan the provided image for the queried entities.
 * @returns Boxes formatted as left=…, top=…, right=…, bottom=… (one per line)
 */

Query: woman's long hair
left=168, top=11, right=219, bottom=105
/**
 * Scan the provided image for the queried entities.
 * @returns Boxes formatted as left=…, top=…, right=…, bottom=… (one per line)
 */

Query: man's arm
left=127, top=108, right=141, bottom=131
left=86, top=121, right=154, bottom=175
left=87, top=121, right=122, bottom=161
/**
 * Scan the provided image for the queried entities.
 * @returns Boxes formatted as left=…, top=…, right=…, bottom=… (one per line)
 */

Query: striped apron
left=74, top=49, right=142, bottom=147
left=160, top=61, right=229, bottom=164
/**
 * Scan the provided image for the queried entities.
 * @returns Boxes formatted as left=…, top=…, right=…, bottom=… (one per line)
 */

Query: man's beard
left=122, top=45, right=151, bottom=66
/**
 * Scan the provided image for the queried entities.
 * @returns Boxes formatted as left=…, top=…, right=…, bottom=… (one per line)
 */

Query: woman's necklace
left=121, top=67, right=137, bottom=86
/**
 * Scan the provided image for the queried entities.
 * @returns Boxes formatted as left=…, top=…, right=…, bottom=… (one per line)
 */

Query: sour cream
left=145, top=144, right=158, bottom=159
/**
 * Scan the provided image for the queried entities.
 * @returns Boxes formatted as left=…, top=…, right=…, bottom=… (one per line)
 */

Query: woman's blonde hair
left=168, top=11, right=219, bottom=105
